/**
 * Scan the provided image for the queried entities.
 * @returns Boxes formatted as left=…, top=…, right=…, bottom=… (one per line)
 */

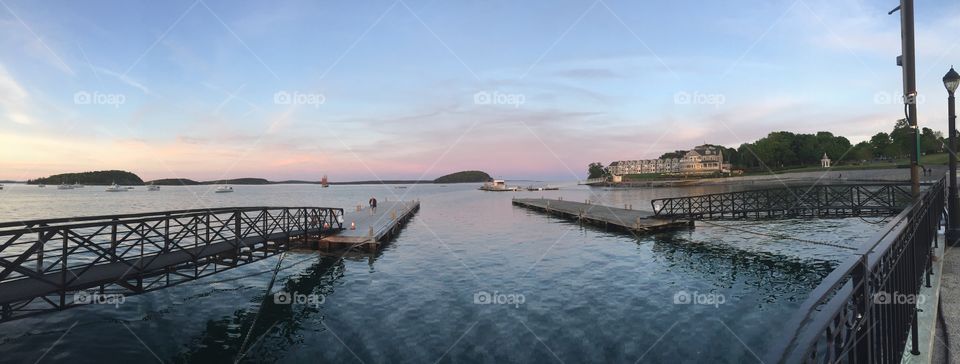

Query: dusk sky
left=2, top=0, right=960, bottom=181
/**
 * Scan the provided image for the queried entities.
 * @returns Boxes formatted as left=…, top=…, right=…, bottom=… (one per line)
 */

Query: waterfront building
left=607, top=144, right=729, bottom=176
left=679, top=145, right=729, bottom=174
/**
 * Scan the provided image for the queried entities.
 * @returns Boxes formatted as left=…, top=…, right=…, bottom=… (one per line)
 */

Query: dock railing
left=651, top=183, right=914, bottom=219
left=0, top=206, right=343, bottom=320
left=766, top=178, right=945, bottom=363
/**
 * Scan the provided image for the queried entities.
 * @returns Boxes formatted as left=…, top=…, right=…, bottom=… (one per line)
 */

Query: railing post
left=110, top=218, right=118, bottom=262
left=60, top=228, right=67, bottom=308
left=235, top=210, right=242, bottom=257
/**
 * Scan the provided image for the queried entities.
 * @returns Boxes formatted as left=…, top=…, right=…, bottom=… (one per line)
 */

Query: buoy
left=350, top=221, right=356, bottom=230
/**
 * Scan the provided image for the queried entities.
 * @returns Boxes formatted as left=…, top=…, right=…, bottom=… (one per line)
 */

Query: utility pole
left=896, top=0, right=922, bottom=197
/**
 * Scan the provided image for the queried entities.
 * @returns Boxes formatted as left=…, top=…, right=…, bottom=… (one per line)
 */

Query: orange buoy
left=350, top=221, right=356, bottom=230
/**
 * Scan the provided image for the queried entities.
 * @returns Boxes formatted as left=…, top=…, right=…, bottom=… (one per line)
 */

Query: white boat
left=147, top=184, right=160, bottom=191
left=105, top=183, right=127, bottom=192
left=479, top=179, right=520, bottom=192
left=57, top=183, right=73, bottom=190
left=215, top=185, right=234, bottom=193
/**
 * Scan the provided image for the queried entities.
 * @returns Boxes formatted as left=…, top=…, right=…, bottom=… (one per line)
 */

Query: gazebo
left=821, top=153, right=831, bottom=168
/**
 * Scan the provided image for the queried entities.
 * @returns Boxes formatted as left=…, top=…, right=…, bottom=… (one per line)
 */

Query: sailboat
left=57, top=181, right=73, bottom=190
left=147, top=182, right=160, bottom=191
left=321, top=175, right=329, bottom=188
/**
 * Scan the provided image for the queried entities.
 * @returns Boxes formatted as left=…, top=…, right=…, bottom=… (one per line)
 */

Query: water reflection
left=173, top=254, right=350, bottom=363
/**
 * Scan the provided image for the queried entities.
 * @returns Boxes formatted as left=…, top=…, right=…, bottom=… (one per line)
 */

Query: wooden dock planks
left=512, top=198, right=692, bottom=233
left=321, top=200, right=421, bottom=249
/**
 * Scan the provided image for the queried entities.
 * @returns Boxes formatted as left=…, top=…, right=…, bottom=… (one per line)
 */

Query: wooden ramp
left=320, top=200, right=420, bottom=250
left=512, top=198, right=692, bottom=234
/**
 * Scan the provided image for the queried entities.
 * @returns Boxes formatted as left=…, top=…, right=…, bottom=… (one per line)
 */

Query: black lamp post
left=944, top=67, right=960, bottom=244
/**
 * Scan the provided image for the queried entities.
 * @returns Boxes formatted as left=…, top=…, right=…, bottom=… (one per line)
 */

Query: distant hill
left=149, top=178, right=201, bottom=186
left=28, top=170, right=143, bottom=185
left=148, top=178, right=270, bottom=185
left=433, top=171, right=491, bottom=183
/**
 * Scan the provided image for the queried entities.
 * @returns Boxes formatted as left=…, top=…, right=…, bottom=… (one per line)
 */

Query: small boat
left=526, top=185, right=560, bottom=191
left=321, top=175, right=329, bottom=188
left=215, top=185, right=234, bottom=193
left=479, top=179, right=520, bottom=192
left=73, top=183, right=84, bottom=188
left=105, top=183, right=127, bottom=192
left=57, top=183, right=73, bottom=190
left=126, top=186, right=134, bottom=190
left=0, top=184, right=4, bottom=190
left=147, top=184, right=160, bottom=191
left=38, top=184, right=45, bottom=188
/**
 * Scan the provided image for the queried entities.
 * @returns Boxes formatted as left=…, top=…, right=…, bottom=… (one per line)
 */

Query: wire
left=699, top=220, right=857, bottom=250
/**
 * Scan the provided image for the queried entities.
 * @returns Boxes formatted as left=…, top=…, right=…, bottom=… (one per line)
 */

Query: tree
left=850, top=141, right=873, bottom=162
left=587, top=162, right=607, bottom=179
left=870, top=132, right=892, bottom=159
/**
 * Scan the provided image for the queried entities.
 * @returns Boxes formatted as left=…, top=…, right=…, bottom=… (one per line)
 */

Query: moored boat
left=105, top=183, right=127, bottom=192
left=147, top=184, right=160, bottom=191
left=215, top=185, right=234, bottom=193
left=479, top=179, right=520, bottom=191
left=321, top=175, right=329, bottom=188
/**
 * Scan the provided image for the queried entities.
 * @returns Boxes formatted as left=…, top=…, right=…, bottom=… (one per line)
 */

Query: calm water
left=0, top=182, right=880, bottom=363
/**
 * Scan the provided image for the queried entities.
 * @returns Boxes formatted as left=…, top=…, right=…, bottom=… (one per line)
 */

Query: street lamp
left=943, top=66, right=960, bottom=244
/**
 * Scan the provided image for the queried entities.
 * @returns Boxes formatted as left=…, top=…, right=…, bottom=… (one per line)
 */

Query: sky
left=2, top=0, right=960, bottom=182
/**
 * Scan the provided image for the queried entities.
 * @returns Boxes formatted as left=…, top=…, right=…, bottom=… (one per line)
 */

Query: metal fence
left=0, top=206, right=343, bottom=321
left=651, top=183, right=914, bottom=219
left=766, top=178, right=945, bottom=363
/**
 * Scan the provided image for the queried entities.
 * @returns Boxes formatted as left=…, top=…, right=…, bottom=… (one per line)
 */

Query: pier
left=512, top=198, right=693, bottom=234
left=319, top=200, right=421, bottom=251
left=651, top=182, right=915, bottom=219
left=0, top=202, right=421, bottom=322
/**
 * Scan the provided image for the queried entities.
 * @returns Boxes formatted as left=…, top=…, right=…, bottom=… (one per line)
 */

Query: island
left=28, top=170, right=144, bottom=186
left=433, top=170, right=491, bottom=183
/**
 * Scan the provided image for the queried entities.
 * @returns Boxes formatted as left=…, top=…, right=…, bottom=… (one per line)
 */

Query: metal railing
left=0, top=206, right=343, bottom=321
left=651, top=183, right=914, bottom=219
left=766, top=178, right=944, bottom=363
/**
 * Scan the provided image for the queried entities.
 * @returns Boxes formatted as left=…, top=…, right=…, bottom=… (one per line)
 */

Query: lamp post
left=944, top=67, right=960, bottom=244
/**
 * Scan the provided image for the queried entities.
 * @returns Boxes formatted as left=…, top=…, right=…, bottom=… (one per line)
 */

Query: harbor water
left=0, top=182, right=880, bottom=363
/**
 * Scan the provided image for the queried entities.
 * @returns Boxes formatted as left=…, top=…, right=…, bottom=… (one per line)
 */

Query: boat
left=321, top=175, right=329, bottom=188
left=38, top=184, right=45, bottom=188
left=105, top=182, right=127, bottom=192
left=215, top=185, right=234, bottom=193
left=479, top=179, right=520, bottom=192
left=147, top=183, right=160, bottom=191
left=73, top=183, right=84, bottom=188
left=0, top=184, right=4, bottom=190
left=57, top=182, right=73, bottom=190
left=526, top=185, right=560, bottom=191
left=126, top=186, right=134, bottom=190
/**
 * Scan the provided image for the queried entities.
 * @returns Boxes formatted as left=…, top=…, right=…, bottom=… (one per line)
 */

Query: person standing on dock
left=369, top=196, right=378, bottom=212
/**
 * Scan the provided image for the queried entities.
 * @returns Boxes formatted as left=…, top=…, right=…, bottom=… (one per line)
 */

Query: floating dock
left=512, top=198, right=692, bottom=233
left=318, top=200, right=421, bottom=251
